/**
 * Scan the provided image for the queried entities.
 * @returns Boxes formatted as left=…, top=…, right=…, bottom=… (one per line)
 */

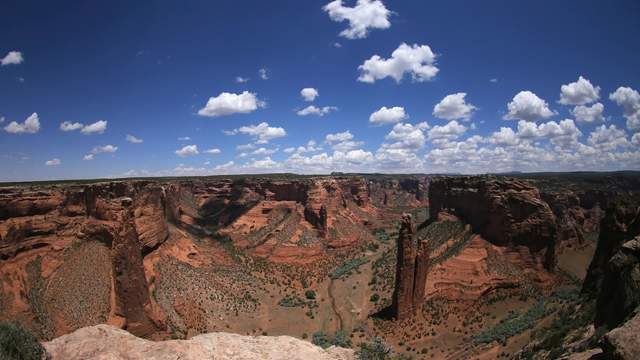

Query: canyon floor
left=1, top=172, right=639, bottom=359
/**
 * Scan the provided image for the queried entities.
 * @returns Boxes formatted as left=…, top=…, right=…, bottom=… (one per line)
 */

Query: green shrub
left=356, top=337, right=391, bottom=359
left=312, top=331, right=352, bottom=349
left=312, top=331, right=331, bottom=348
left=551, top=286, right=580, bottom=302
left=473, top=300, right=550, bottom=344
left=0, top=321, right=47, bottom=360
left=330, top=257, right=368, bottom=280
left=278, top=295, right=306, bottom=307
left=370, top=293, right=380, bottom=302
left=332, top=331, right=352, bottom=348
left=305, top=290, right=316, bottom=300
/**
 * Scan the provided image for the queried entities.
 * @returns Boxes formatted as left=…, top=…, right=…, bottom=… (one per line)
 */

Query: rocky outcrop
left=594, top=236, right=640, bottom=329
left=392, top=214, right=428, bottom=320
left=112, top=215, right=157, bottom=337
left=601, top=307, right=640, bottom=360
left=429, top=176, right=558, bottom=271
left=43, top=324, right=355, bottom=360
left=133, top=187, right=169, bottom=253
left=583, top=202, right=640, bottom=300
left=392, top=214, right=416, bottom=320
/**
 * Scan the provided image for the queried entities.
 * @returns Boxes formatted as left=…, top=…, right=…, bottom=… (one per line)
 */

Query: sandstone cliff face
left=133, top=187, right=169, bottom=253
left=43, top=324, right=355, bottom=360
left=429, top=176, right=558, bottom=271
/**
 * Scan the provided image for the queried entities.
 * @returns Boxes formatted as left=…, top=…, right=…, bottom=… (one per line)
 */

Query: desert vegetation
left=0, top=321, right=47, bottom=360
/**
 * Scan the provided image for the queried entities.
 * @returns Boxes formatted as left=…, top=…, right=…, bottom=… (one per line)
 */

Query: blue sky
left=1, top=0, right=639, bottom=181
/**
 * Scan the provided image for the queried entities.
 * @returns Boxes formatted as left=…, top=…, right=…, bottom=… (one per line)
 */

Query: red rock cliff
left=429, top=176, right=558, bottom=271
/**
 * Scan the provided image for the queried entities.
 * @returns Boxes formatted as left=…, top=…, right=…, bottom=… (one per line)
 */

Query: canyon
left=1, top=172, right=639, bottom=359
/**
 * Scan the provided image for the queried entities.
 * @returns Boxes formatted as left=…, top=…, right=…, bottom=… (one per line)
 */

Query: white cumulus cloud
left=559, top=76, right=600, bottom=105
left=382, top=122, right=428, bottom=150
left=572, top=103, right=604, bottom=123
left=126, top=134, right=143, bottom=143
left=427, top=120, right=467, bottom=140
left=369, top=106, right=408, bottom=125
left=1, top=51, right=23, bottom=66
left=325, top=130, right=354, bottom=143
left=45, top=158, right=61, bottom=166
left=489, top=127, right=519, bottom=146
left=609, top=86, right=640, bottom=130
left=226, top=122, right=286, bottom=144
left=91, top=145, right=118, bottom=154
left=325, top=130, right=363, bottom=151
left=252, top=147, right=279, bottom=156
left=175, top=145, right=199, bottom=157
left=503, top=91, right=555, bottom=122
left=80, top=120, right=107, bottom=135
left=4, top=113, right=40, bottom=134
left=517, top=119, right=582, bottom=147
left=59, top=120, right=108, bottom=135
left=358, top=43, right=438, bottom=83
left=204, top=148, right=221, bottom=154
left=301, top=88, right=319, bottom=101
left=433, top=93, right=477, bottom=121
left=297, top=105, right=338, bottom=116
left=284, top=140, right=322, bottom=154
left=60, top=121, right=84, bottom=132
left=197, top=91, right=265, bottom=117
left=588, top=124, right=629, bottom=151
left=323, top=0, right=391, bottom=39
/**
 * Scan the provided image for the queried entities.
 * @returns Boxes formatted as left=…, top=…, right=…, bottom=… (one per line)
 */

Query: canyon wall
left=540, top=190, right=606, bottom=252
left=0, top=175, right=427, bottom=339
left=428, top=176, right=558, bottom=271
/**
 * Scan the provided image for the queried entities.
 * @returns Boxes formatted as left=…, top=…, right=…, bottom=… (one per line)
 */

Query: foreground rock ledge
left=43, top=325, right=355, bottom=360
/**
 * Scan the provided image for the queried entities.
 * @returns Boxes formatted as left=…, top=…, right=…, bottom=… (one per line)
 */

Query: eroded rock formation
left=429, top=176, right=558, bottom=271
left=392, top=214, right=428, bottom=320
